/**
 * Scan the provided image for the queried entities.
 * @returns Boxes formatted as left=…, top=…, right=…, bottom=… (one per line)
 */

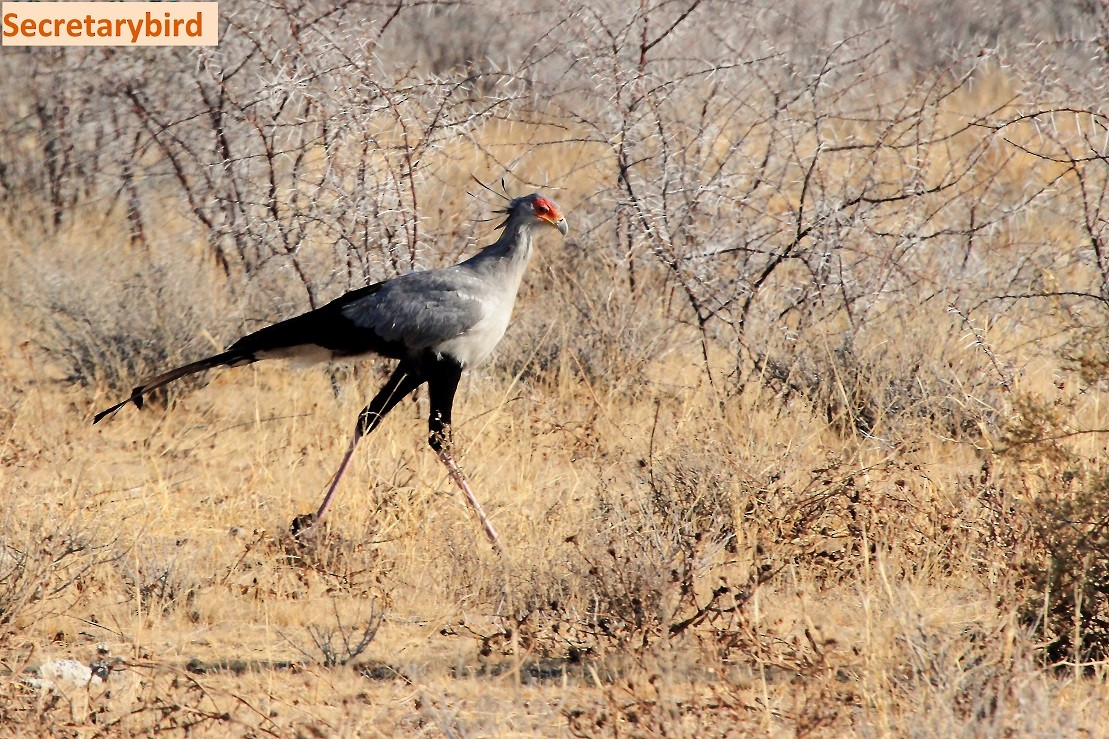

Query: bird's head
left=502, top=193, right=569, bottom=236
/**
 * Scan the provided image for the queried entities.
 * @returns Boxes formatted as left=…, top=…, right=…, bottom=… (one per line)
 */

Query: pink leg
left=425, top=358, right=503, bottom=553
left=293, top=363, right=421, bottom=537
left=315, top=436, right=358, bottom=521
left=436, top=448, right=503, bottom=553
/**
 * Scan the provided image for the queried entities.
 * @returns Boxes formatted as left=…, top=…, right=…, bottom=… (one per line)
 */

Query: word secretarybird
left=94, top=193, right=569, bottom=551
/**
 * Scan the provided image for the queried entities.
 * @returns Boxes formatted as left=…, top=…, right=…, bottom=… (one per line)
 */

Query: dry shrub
left=878, top=618, right=1019, bottom=730
left=739, top=451, right=1000, bottom=588
left=8, top=243, right=233, bottom=405
left=563, top=658, right=764, bottom=738
left=1018, top=471, right=1109, bottom=667
left=997, top=393, right=1077, bottom=466
left=0, top=536, right=83, bottom=643
left=1058, top=324, right=1109, bottom=389
left=114, top=539, right=207, bottom=626
left=493, top=246, right=673, bottom=390
left=0, top=501, right=115, bottom=646
left=568, top=571, right=1095, bottom=736
left=848, top=578, right=1089, bottom=736
left=444, top=445, right=752, bottom=670
left=996, top=374, right=1109, bottom=664
left=444, top=431, right=1009, bottom=687
left=750, top=315, right=1004, bottom=443
left=281, top=596, right=385, bottom=669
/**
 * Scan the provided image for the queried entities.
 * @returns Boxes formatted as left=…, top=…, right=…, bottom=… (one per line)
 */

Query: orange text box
left=2, top=2, right=218, bottom=46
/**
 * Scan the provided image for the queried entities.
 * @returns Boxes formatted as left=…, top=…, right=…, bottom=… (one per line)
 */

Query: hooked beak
left=553, top=217, right=568, bottom=236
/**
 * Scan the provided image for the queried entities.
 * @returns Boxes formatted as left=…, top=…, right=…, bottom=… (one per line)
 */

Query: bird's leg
left=295, top=363, right=422, bottom=534
left=436, top=442, right=504, bottom=553
left=427, top=359, right=504, bottom=553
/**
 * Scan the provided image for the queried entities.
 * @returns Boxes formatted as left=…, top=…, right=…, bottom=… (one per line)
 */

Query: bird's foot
left=290, top=513, right=318, bottom=540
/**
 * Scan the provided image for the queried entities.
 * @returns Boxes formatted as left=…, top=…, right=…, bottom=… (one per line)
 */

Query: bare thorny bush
left=5, top=0, right=1109, bottom=711
left=0, top=499, right=117, bottom=648
left=2, top=0, right=1106, bottom=417
left=441, top=442, right=752, bottom=671
left=281, top=597, right=385, bottom=669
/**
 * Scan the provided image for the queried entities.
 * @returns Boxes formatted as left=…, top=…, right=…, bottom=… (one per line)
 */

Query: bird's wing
left=339, top=268, right=487, bottom=351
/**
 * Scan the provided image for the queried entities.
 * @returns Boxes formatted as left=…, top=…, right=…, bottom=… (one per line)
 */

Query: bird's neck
left=469, top=218, right=535, bottom=286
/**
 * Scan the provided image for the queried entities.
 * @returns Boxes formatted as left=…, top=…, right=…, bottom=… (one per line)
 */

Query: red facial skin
left=532, top=196, right=561, bottom=223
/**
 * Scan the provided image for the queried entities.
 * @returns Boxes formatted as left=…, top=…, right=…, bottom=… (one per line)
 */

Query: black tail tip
left=93, top=400, right=126, bottom=424
left=93, top=387, right=145, bottom=425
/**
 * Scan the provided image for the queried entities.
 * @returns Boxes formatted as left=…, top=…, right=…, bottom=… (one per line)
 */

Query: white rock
left=25, top=659, right=104, bottom=690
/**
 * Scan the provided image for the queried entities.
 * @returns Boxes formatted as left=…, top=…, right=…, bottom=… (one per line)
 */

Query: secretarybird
left=94, top=193, right=569, bottom=551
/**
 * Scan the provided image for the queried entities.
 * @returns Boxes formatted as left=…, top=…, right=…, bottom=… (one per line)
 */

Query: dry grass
left=2, top=263, right=1108, bottom=734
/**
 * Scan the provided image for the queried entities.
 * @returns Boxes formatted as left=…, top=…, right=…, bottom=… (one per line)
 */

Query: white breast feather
left=435, top=290, right=515, bottom=366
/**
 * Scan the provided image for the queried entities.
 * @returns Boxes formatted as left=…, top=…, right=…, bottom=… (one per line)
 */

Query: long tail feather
left=92, top=349, right=247, bottom=424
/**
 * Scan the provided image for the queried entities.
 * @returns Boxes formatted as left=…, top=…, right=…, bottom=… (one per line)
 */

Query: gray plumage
left=340, top=199, right=562, bottom=364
